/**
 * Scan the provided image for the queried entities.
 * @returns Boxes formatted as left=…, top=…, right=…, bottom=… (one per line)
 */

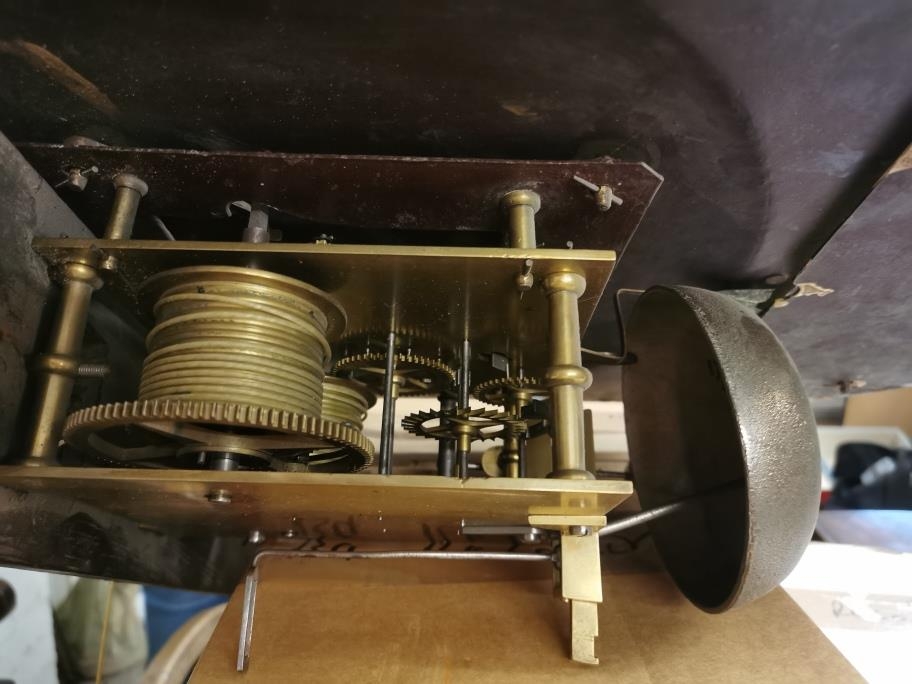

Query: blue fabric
left=143, top=586, right=227, bottom=658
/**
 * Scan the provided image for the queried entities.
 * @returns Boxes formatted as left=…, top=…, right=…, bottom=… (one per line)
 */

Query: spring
left=138, top=266, right=344, bottom=417
left=320, top=377, right=376, bottom=431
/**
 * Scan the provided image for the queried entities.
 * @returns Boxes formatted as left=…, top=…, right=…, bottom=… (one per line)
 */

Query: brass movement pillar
left=24, top=260, right=102, bottom=464
left=544, top=271, right=593, bottom=480
left=501, top=189, right=540, bottom=249
left=103, top=174, right=148, bottom=240
left=500, top=188, right=541, bottom=478
left=25, top=173, right=146, bottom=465
left=100, top=173, right=148, bottom=271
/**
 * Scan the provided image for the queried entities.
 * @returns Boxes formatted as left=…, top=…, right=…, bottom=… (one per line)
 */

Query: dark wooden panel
left=19, top=145, right=661, bottom=253
left=767, top=153, right=912, bottom=398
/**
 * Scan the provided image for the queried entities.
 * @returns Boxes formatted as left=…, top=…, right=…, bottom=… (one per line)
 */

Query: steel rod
left=236, top=546, right=551, bottom=672
left=436, top=394, right=457, bottom=476
left=597, top=481, right=741, bottom=537
left=458, top=338, right=471, bottom=409
left=517, top=437, right=527, bottom=478
left=597, top=500, right=686, bottom=537
left=456, top=339, right=472, bottom=478
left=378, top=330, right=397, bottom=475
left=253, top=549, right=551, bottom=565
left=236, top=569, right=258, bottom=672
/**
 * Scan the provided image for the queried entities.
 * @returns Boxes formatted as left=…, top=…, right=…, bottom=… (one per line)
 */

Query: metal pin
left=457, top=432, right=471, bottom=480
left=572, top=175, right=623, bottom=211
left=597, top=481, right=740, bottom=537
left=242, top=204, right=270, bottom=244
left=235, top=548, right=551, bottom=672
left=55, top=165, right=98, bottom=191
left=378, top=330, right=397, bottom=475
left=237, top=568, right=259, bottom=671
left=437, top=394, right=457, bottom=477
left=459, top=339, right=471, bottom=410
left=597, top=500, right=684, bottom=536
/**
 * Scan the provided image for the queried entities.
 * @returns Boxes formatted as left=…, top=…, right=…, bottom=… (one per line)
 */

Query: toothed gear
left=64, top=399, right=374, bottom=471
left=471, top=376, right=548, bottom=406
left=333, top=352, right=455, bottom=396
left=401, top=407, right=530, bottom=442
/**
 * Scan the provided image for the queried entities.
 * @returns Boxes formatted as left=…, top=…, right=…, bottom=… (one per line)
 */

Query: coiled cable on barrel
left=320, top=377, right=376, bottom=432
left=138, top=268, right=338, bottom=417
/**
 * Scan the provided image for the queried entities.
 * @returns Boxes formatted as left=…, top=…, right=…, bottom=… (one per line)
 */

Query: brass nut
left=545, top=365, right=592, bottom=389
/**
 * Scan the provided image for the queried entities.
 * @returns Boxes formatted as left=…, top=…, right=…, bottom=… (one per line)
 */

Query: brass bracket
left=527, top=514, right=606, bottom=535
left=530, top=514, right=605, bottom=665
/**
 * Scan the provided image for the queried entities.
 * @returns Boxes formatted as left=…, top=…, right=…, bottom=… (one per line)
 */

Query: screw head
left=207, top=488, right=232, bottom=504
left=521, top=530, right=542, bottom=544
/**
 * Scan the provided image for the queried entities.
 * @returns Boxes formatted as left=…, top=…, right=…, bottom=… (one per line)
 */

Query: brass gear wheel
left=471, top=376, right=548, bottom=407
left=333, top=352, right=455, bottom=396
left=64, top=399, right=374, bottom=471
left=401, top=407, right=530, bottom=442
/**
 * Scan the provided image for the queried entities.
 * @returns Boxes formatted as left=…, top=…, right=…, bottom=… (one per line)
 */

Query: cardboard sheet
left=191, top=550, right=861, bottom=683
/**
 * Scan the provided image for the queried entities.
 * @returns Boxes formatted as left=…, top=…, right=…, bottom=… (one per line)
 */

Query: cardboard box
left=193, top=549, right=861, bottom=683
